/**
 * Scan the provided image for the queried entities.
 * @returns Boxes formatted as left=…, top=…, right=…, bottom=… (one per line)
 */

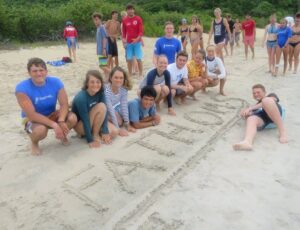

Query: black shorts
left=252, top=103, right=282, bottom=130
left=214, top=35, right=226, bottom=45
left=181, top=36, right=187, bottom=44
left=107, top=37, right=118, bottom=57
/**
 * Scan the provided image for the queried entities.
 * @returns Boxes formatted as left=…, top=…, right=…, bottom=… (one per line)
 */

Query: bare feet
left=61, top=137, right=70, bottom=146
left=233, top=141, right=253, bottom=151
left=174, top=97, right=182, bottom=105
left=31, top=142, right=41, bottom=155
left=279, top=134, right=288, bottom=144
left=219, top=91, right=227, bottom=96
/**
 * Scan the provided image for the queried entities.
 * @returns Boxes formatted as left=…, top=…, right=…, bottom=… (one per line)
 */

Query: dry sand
left=0, top=29, right=300, bottom=230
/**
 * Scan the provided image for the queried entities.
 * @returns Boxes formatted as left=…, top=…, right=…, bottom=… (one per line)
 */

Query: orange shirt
left=187, top=60, right=206, bottom=80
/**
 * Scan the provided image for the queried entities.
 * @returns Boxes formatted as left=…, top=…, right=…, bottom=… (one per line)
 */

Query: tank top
left=213, top=18, right=226, bottom=37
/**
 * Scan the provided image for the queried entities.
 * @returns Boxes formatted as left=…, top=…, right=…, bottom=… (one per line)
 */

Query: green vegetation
left=0, top=0, right=299, bottom=43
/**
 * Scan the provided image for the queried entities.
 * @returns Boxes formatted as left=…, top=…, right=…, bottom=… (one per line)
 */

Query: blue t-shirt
left=276, top=26, right=292, bottom=47
left=96, top=25, right=108, bottom=55
left=154, top=37, right=181, bottom=64
left=15, top=76, right=64, bottom=118
left=128, top=98, right=156, bottom=123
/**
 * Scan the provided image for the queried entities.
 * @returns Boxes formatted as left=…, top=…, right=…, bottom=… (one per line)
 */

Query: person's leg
left=153, top=85, right=162, bottom=109
left=261, top=97, right=287, bottom=143
left=126, top=44, right=133, bottom=77
left=274, top=46, right=282, bottom=76
left=190, top=81, right=203, bottom=99
left=244, top=41, right=249, bottom=59
left=107, top=121, right=118, bottom=138
left=270, top=46, right=276, bottom=73
left=283, top=46, right=289, bottom=75
left=108, top=55, right=113, bottom=69
left=233, top=116, right=264, bottom=150
left=288, top=46, right=294, bottom=71
left=250, top=43, right=255, bottom=59
left=219, top=78, right=226, bottom=96
left=293, top=43, right=300, bottom=74
left=28, top=123, right=48, bottom=155
left=216, top=43, right=225, bottom=62
left=267, top=47, right=272, bottom=72
left=134, top=42, right=143, bottom=78
left=137, top=60, right=143, bottom=78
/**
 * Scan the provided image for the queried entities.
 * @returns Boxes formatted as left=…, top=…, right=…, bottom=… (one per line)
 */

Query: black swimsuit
left=289, top=30, right=300, bottom=47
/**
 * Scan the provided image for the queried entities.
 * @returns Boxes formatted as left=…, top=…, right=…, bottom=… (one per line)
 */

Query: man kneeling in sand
left=233, top=84, right=287, bottom=151
left=128, top=86, right=160, bottom=129
left=15, top=58, right=77, bottom=155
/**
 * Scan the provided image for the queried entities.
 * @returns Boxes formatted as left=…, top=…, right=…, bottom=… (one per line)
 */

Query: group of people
left=16, top=5, right=294, bottom=155
left=262, top=13, right=300, bottom=76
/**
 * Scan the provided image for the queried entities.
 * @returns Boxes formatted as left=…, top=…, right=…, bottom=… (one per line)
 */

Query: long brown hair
left=82, top=70, right=104, bottom=94
left=109, top=66, right=132, bottom=90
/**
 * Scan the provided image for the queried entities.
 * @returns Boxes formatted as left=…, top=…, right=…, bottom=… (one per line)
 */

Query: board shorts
left=214, top=35, right=226, bottom=45
left=126, top=42, right=143, bottom=61
left=244, top=35, right=254, bottom=47
left=107, top=37, right=118, bottom=57
left=66, top=37, right=76, bottom=48
left=252, top=103, right=282, bottom=131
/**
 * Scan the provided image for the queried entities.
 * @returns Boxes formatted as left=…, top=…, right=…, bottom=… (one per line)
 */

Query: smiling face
left=279, top=19, right=287, bottom=28
left=193, top=52, right=204, bottom=65
left=252, top=87, right=266, bottom=101
left=127, top=8, right=134, bottom=17
left=29, top=65, right=48, bottom=85
left=110, top=70, right=125, bottom=88
left=141, top=95, right=155, bottom=109
left=176, top=55, right=188, bottom=69
left=87, top=75, right=102, bottom=95
left=206, top=47, right=215, bottom=59
left=157, top=56, right=168, bottom=72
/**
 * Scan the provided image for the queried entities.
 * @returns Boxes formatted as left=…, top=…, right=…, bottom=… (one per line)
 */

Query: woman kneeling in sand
left=15, top=58, right=77, bottom=155
left=72, top=70, right=117, bottom=148
left=233, top=84, right=288, bottom=151
left=205, top=45, right=227, bottom=95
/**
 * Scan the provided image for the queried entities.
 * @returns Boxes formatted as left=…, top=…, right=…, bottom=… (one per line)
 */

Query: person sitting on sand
left=72, top=70, right=117, bottom=148
left=15, top=58, right=77, bottom=155
left=105, top=66, right=136, bottom=136
left=139, top=55, right=175, bottom=115
left=128, top=86, right=161, bottom=129
left=167, top=50, right=193, bottom=104
left=205, top=45, right=227, bottom=96
left=63, top=21, right=78, bottom=62
left=233, top=84, right=288, bottom=151
left=187, top=49, right=208, bottom=100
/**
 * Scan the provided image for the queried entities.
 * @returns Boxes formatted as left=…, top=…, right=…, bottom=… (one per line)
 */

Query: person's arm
left=63, top=28, right=67, bottom=39
left=216, top=58, right=226, bottom=78
left=177, top=26, right=181, bottom=38
left=57, top=88, right=71, bottom=136
left=207, top=20, right=214, bottom=45
left=286, top=27, right=293, bottom=46
left=165, top=71, right=176, bottom=115
left=262, top=26, right=268, bottom=47
left=16, top=93, right=64, bottom=139
left=120, top=89, right=131, bottom=127
left=104, top=86, right=120, bottom=129
left=101, top=26, right=107, bottom=56
left=153, top=40, right=160, bottom=66
left=224, top=18, right=231, bottom=37
left=100, top=94, right=109, bottom=135
left=121, top=19, right=127, bottom=44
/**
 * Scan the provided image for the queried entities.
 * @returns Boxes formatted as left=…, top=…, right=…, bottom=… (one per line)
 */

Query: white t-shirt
left=167, top=63, right=188, bottom=85
left=206, top=56, right=226, bottom=79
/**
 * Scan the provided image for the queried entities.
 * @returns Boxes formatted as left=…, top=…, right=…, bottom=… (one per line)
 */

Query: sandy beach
left=0, top=29, right=300, bottom=230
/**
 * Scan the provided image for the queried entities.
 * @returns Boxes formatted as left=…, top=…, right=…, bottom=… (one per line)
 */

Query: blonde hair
left=206, top=45, right=216, bottom=51
left=214, top=8, right=221, bottom=14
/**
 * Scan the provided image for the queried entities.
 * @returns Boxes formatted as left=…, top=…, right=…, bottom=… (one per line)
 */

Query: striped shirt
left=104, top=84, right=129, bottom=128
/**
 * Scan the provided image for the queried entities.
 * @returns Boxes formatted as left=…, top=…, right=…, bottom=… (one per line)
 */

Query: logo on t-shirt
left=133, top=20, right=138, bottom=25
left=34, top=95, right=53, bottom=105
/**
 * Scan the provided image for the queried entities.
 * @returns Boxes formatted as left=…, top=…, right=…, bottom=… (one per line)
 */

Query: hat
left=126, top=3, right=134, bottom=10
left=66, top=21, right=72, bottom=26
left=181, top=18, right=187, bottom=23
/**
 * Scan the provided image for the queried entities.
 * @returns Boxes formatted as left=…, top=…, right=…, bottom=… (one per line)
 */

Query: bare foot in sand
left=174, top=97, right=182, bottom=105
left=61, top=137, right=70, bottom=146
left=279, top=134, right=288, bottom=144
left=233, top=141, right=252, bottom=151
left=31, top=142, right=41, bottom=155
left=219, top=91, right=227, bottom=96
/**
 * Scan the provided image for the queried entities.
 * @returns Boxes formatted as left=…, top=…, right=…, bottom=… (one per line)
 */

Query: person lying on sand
left=15, top=58, right=77, bottom=155
left=233, top=84, right=288, bottom=151
left=128, top=86, right=161, bottom=129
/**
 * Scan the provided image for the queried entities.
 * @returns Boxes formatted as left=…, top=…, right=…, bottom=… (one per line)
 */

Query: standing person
left=167, top=51, right=193, bottom=104
left=92, top=12, right=110, bottom=80
left=274, top=18, right=292, bottom=76
left=139, top=55, right=176, bottom=115
left=189, top=15, right=203, bottom=59
left=177, top=18, right=189, bottom=51
left=72, top=70, right=117, bottom=148
left=233, top=84, right=287, bottom=151
left=234, top=18, right=242, bottom=47
left=106, top=10, right=121, bottom=69
left=205, top=45, right=227, bottom=96
left=63, top=21, right=78, bottom=62
left=105, top=66, right=136, bottom=136
left=154, top=21, right=181, bottom=65
left=262, top=14, right=278, bottom=75
left=208, top=8, right=231, bottom=62
left=122, top=4, right=144, bottom=78
left=187, top=49, right=208, bottom=100
left=15, top=58, right=77, bottom=155
left=128, top=86, right=161, bottom=129
left=288, top=12, right=300, bottom=74
left=241, top=13, right=256, bottom=60
left=224, top=14, right=235, bottom=56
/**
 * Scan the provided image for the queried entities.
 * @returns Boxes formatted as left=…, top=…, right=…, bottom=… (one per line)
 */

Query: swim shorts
left=107, top=37, right=118, bottom=57
left=126, top=42, right=143, bottom=61
left=252, top=104, right=282, bottom=131
left=244, top=35, right=254, bottom=47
